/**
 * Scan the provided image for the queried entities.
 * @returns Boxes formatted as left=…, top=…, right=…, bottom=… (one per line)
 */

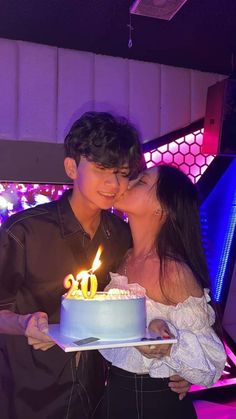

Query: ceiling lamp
left=130, top=0, right=188, bottom=20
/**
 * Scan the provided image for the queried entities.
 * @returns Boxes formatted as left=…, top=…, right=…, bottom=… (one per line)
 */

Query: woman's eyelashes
left=137, top=177, right=147, bottom=185
left=119, top=171, right=130, bottom=178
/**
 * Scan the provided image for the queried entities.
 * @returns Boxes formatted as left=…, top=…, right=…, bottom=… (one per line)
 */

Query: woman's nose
left=128, top=175, right=141, bottom=190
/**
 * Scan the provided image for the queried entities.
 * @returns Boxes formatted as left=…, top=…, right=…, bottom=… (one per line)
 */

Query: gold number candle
left=63, top=274, right=78, bottom=298
left=63, top=245, right=103, bottom=299
left=80, top=273, right=98, bottom=299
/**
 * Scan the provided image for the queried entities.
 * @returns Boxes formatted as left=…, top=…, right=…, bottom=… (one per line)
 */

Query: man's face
left=66, top=156, right=130, bottom=210
left=114, top=166, right=160, bottom=217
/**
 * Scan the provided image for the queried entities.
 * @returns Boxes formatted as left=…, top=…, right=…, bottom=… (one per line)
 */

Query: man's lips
left=98, top=191, right=117, bottom=199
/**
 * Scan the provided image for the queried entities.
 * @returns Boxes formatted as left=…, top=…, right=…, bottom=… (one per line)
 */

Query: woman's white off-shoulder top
left=100, top=273, right=226, bottom=387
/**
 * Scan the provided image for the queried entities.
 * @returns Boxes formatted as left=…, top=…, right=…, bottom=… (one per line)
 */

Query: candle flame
left=76, top=270, right=90, bottom=281
left=91, top=245, right=103, bottom=273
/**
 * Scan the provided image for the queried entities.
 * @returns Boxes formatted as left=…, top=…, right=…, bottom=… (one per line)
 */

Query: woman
left=98, top=164, right=226, bottom=419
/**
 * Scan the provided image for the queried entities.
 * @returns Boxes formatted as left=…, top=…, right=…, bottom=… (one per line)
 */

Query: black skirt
left=94, top=366, right=197, bottom=419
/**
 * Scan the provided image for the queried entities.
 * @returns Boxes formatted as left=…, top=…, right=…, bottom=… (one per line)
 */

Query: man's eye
left=120, top=172, right=129, bottom=177
left=95, top=164, right=105, bottom=170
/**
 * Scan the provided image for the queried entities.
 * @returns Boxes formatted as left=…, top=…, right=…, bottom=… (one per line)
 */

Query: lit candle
left=64, top=245, right=103, bottom=299
left=77, top=271, right=98, bottom=299
left=63, top=274, right=78, bottom=298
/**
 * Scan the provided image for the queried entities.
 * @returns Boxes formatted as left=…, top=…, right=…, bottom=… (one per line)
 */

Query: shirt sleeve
left=0, top=226, right=25, bottom=311
left=147, top=290, right=226, bottom=387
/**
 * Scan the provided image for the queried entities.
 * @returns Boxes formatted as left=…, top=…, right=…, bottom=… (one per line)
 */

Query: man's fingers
left=169, top=375, right=190, bottom=396
left=28, top=337, right=41, bottom=345
left=25, top=312, right=51, bottom=341
left=28, top=336, right=53, bottom=345
left=33, top=312, right=49, bottom=333
left=169, top=380, right=188, bottom=389
left=169, top=383, right=189, bottom=392
left=24, top=312, right=55, bottom=351
left=169, top=382, right=189, bottom=392
left=33, top=342, right=55, bottom=351
left=169, top=374, right=185, bottom=382
left=36, top=314, right=49, bottom=333
left=27, top=336, right=55, bottom=350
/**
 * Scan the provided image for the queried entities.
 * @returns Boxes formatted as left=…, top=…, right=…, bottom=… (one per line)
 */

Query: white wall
left=0, top=37, right=225, bottom=144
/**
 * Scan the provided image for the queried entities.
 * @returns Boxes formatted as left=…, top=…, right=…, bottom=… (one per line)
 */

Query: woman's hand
left=136, top=319, right=174, bottom=359
left=137, top=319, right=190, bottom=399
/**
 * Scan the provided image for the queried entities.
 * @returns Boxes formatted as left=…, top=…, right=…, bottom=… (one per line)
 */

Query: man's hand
left=24, top=312, right=55, bottom=351
left=169, top=375, right=191, bottom=400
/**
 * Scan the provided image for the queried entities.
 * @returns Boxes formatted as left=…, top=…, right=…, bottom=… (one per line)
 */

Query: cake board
left=48, top=324, right=177, bottom=352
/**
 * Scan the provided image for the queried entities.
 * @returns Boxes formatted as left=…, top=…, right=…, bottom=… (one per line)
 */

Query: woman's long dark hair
left=155, top=165, right=222, bottom=338
left=155, top=164, right=209, bottom=289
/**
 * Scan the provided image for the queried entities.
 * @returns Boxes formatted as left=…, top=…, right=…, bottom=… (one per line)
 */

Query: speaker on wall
left=202, top=78, right=236, bottom=155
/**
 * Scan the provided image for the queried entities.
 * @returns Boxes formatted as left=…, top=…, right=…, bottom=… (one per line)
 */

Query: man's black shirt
left=0, top=190, right=132, bottom=419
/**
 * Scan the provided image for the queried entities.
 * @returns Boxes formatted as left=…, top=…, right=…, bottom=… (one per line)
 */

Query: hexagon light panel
left=144, top=129, right=215, bottom=183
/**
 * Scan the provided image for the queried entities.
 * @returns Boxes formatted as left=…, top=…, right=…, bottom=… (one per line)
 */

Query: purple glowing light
left=0, top=183, right=70, bottom=227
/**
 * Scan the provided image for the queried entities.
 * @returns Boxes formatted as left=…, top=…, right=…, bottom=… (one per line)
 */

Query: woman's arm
left=146, top=262, right=226, bottom=387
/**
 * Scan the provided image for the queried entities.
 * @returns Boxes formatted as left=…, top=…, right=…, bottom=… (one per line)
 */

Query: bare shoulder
left=163, top=259, right=203, bottom=304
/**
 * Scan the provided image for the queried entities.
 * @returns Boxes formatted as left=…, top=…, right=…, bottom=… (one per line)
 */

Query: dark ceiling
left=1, top=0, right=236, bottom=75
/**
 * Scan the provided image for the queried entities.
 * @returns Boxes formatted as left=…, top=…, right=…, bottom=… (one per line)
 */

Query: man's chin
left=113, top=203, right=126, bottom=212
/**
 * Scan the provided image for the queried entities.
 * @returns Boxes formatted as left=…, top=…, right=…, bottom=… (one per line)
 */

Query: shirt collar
left=57, top=189, right=88, bottom=238
left=57, top=189, right=112, bottom=239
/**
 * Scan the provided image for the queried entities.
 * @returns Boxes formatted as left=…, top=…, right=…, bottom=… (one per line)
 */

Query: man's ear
left=64, top=157, right=78, bottom=180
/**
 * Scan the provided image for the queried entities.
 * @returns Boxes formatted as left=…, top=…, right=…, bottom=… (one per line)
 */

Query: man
left=0, top=112, right=189, bottom=419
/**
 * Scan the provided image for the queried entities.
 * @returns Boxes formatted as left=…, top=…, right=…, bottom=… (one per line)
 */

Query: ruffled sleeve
left=106, top=273, right=146, bottom=296
left=148, top=289, right=226, bottom=386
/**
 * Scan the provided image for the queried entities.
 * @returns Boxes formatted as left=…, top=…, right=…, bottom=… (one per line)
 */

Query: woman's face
left=114, top=166, right=162, bottom=217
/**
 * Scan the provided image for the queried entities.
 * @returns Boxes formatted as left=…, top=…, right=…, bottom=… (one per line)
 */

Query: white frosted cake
left=60, top=289, right=146, bottom=341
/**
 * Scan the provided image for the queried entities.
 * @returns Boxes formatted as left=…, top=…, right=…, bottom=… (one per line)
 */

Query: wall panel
left=18, top=42, right=57, bottom=141
left=94, top=54, right=129, bottom=117
left=57, top=49, right=94, bottom=142
left=129, top=60, right=161, bottom=142
left=0, top=37, right=225, bottom=146
left=160, top=65, right=191, bottom=135
left=191, top=70, right=222, bottom=121
left=0, top=39, right=18, bottom=139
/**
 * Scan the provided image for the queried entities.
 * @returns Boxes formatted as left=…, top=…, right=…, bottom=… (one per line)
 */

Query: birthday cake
left=60, top=289, right=146, bottom=341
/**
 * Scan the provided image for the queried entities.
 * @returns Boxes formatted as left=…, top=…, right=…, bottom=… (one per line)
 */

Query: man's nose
left=105, top=172, right=120, bottom=187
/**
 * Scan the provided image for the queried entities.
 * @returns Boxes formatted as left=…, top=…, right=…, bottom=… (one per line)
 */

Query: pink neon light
left=190, top=377, right=236, bottom=393
left=144, top=128, right=215, bottom=184
left=225, top=342, right=236, bottom=366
